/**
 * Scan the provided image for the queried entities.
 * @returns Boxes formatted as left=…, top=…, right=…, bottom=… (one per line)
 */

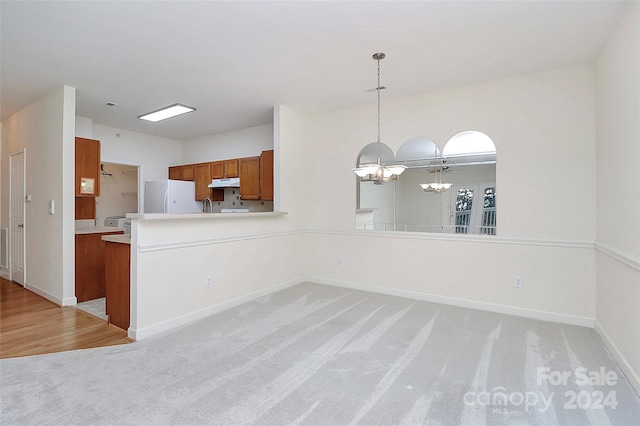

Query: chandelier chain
left=377, top=56, right=381, bottom=145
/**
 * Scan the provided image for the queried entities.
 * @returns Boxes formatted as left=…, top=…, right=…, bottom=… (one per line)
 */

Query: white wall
left=0, top=86, right=76, bottom=304
left=92, top=123, right=182, bottom=213
left=181, top=123, right=273, bottom=164
left=130, top=107, right=312, bottom=338
left=300, top=64, right=597, bottom=325
left=132, top=66, right=600, bottom=341
left=305, top=64, right=597, bottom=241
left=594, top=2, right=640, bottom=392
left=95, top=163, right=138, bottom=226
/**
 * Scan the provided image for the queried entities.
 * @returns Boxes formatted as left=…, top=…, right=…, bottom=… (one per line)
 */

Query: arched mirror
left=355, top=131, right=497, bottom=234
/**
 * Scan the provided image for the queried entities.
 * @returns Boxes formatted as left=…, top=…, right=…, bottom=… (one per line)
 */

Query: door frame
left=9, top=149, right=26, bottom=285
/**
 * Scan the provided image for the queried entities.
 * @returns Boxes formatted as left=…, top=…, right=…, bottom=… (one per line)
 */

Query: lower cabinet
left=75, top=232, right=123, bottom=303
left=104, top=240, right=130, bottom=331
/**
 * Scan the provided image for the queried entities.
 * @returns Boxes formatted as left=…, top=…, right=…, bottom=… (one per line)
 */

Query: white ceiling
left=0, top=1, right=627, bottom=141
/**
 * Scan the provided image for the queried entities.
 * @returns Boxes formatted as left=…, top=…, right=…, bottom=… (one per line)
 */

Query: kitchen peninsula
left=123, top=209, right=288, bottom=341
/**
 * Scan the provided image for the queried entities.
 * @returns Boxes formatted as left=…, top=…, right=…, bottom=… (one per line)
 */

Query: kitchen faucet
left=203, top=197, right=214, bottom=213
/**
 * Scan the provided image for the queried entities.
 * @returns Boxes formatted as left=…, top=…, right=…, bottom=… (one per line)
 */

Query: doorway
left=10, top=151, right=26, bottom=285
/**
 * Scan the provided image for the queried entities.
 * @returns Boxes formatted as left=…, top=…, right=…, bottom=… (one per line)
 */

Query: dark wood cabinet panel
left=168, top=166, right=181, bottom=180
left=210, top=161, right=225, bottom=179
left=75, top=231, right=123, bottom=303
left=239, top=156, right=261, bottom=200
left=168, top=165, right=195, bottom=181
left=211, top=159, right=238, bottom=179
left=75, top=197, right=96, bottom=220
left=75, top=137, right=100, bottom=197
left=194, top=162, right=211, bottom=201
left=105, top=241, right=130, bottom=331
left=260, top=150, right=274, bottom=201
left=224, top=159, right=239, bottom=178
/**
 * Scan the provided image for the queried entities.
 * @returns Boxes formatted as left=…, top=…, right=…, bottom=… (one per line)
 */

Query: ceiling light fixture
left=352, top=53, right=406, bottom=183
left=420, top=159, right=452, bottom=193
left=138, top=103, right=196, bottom=122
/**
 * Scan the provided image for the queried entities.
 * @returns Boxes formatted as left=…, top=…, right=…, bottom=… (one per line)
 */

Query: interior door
left=448, top=182, right=496, bottom=235
left=10, top=152, right=25, bottom=285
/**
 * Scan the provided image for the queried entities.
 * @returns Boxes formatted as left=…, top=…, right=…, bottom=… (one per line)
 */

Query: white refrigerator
left=144, top=179, right=201, bottom=213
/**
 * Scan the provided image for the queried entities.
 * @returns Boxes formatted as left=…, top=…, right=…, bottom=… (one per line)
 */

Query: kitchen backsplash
left=199, top=188, right=274, bottom=213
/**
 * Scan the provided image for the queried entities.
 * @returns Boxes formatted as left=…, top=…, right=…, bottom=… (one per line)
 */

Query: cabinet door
left=180, top=165, right=195, bottom=181
left=168, top=166, right=181, bottom=180
left=210, top=161, right=225, bottom=179
left=194, top=163, right=211, bottom=201
left=239, top=157, right=261, bottom=200
left=105, top=241, right=131, bottom=331
left=75, top=137, right=101, bottom=197
left=75, top=231, right=123, bottom=303
left=224, top=159, right=239, bottom=178
left=260, top=150, right=274, bottom=201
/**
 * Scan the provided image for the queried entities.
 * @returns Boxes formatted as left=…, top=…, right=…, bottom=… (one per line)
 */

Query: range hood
left=208, top=177, right=240, bottom=188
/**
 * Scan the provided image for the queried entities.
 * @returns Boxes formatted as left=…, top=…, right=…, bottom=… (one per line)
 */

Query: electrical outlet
left=205, top=276, right=212, bottom=288
left=337, top=256, right=343, bottom=266
left=514, top=276, right=523, bottom=288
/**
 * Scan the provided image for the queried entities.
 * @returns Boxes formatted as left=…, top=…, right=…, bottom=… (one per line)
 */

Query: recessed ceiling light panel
left=138, top=103, right=196, bottom=122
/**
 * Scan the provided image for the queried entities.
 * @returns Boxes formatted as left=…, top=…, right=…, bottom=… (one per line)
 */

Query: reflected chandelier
left=420, top=159, right=452, bottom=193
left=352, top=53, right=406, bottom=182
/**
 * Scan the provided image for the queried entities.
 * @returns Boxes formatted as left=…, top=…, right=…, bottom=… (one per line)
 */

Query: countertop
left=101, top=234, right=131, bottom=244
left=75, top=226, right=125, bottom=235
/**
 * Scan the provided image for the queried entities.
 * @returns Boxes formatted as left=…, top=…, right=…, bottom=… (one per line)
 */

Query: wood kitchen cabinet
left=194, top=162, right=224, bottom=202
left=75, top=137, right=100, bottom=197
left=168, top=165, right=195, bottom=181
left=104, top=240, right=130, bottom=331
left=239, top=156, right=261, bottom=200
left=75, top=231, right=123, bottom=303
left=210, top=159, right=239, bottom=179
left=194, top=162, right=211, bottom=201
left=260, top=150, right=274, bottom=201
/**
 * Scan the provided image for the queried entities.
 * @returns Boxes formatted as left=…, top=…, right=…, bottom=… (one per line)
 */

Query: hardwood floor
left=0, top=277, right=132, bottom=359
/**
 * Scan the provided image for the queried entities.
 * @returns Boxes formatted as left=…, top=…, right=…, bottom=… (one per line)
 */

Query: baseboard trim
left=0, top=270, right=9, bottom=280
left=24, top=283, right=63, bottom=306
left=129, top=277, right=303, bottom=341
left=595, top=320, right=640, bottom=396
left=306, top=276, right=595, bottom=328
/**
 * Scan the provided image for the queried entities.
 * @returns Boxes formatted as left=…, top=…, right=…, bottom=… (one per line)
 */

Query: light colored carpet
left=1, top=282, right=639, bottom=425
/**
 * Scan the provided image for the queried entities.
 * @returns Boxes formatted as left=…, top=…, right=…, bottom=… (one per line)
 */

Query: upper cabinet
left=194, top=163, right=211, bottom=201
left=75, top=137, right=100, bottom=197
left=168, top=150, right=274, bottom=203
left=239, top=156, right=261, bottom=200
left=239, top=150, right=274, bottom=201
left=168, top=164, right=195, bottom=181
left=211, top=159, right=239, bottom=179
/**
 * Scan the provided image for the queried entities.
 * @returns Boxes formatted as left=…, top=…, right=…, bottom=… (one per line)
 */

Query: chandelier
left=420, top=159, right=452, bottom=193
left=352, top=53, right=406, bottom=182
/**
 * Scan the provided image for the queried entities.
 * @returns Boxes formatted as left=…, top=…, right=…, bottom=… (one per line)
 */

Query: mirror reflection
left=355, top=131, right=497, bottom=235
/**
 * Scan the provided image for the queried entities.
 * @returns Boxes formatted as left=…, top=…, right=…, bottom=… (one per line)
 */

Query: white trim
left=23, top=283, right=63, bottom=306
left=0, top=270, right=9, bottom=280
left=306, top=276, right=595, bottom=328
left=137, top=229, right=594, bottom=254
left=128, top=277, right=302, bottom=341
left=311, top=229, right=594, bottom=249
left=595, top=242, right=640, bottom=272
left=595, top=320, right=640, bottom=396
left=137, top=230, right=305, bottom=253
